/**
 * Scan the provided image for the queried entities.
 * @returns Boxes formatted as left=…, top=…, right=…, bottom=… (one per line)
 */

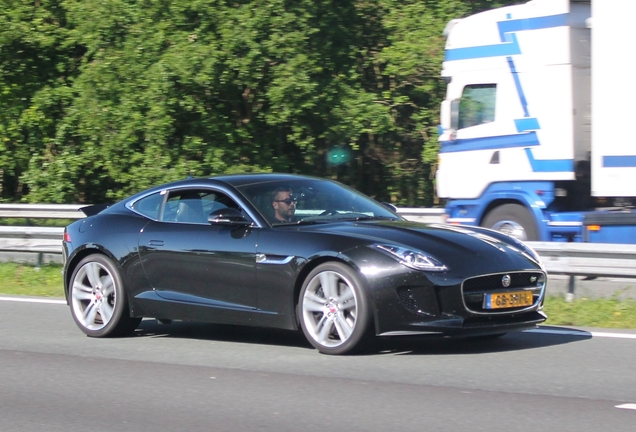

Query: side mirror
left=440, top=99, right=459, bottom=141
left=208, top=208, right=251, bottom=226
left=450, top=99, right=459, bottom=131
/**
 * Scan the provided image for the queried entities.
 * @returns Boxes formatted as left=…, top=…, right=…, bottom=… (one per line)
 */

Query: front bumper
left=370, top=269, right=547, bottom=337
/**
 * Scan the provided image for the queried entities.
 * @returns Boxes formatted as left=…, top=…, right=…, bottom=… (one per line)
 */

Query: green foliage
left=0, top=263, right=64, bottom=297
left=1, top=0, right=523, bottom=205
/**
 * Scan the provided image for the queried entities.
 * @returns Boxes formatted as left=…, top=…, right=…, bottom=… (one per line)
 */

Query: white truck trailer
left=436, top=0, right=636, bottom=243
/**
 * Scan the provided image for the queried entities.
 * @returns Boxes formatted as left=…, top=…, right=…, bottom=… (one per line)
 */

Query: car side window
left=161, top=189, right=241, bottom=224
left=132, top=193, right=163, bottom=220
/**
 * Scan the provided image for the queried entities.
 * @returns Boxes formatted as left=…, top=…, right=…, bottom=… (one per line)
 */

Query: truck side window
left=458, top=84, right=496, bottom=129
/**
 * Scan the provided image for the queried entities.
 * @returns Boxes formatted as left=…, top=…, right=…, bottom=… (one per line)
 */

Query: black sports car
left=63, top=173, right=547, bottom=354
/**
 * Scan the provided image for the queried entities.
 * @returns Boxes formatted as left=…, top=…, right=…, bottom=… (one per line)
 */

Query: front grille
left=462, top=271, right=545, bottom=314
left=463, top=272, right=544, bottom=293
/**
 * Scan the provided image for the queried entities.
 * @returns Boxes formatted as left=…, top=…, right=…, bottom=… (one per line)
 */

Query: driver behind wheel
left=271, top=187, right=296, bottom=223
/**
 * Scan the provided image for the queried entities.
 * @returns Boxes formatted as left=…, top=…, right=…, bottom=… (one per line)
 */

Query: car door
left=137, top=188, right=259, bottom=310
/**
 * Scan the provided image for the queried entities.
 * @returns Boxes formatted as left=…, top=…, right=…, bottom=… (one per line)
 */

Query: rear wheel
left=299, top=262, right=372, bottom=355
left=482, top=204, right=538, bottom=241
left=69, top=254, right=141, bottom=337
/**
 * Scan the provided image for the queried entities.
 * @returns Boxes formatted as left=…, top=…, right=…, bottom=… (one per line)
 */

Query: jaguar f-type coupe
left=63, top=174, right=547, bottom=354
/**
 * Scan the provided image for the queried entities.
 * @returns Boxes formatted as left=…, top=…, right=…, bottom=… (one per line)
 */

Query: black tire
left=68, top=254, right=141, bottom=337
left=298, top=262, right=373, bottom=355
left=482, top=204, right=538, bottom=241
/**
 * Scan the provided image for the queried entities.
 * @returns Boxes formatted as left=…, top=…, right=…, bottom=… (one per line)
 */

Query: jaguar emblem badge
left=502, top=274, right=511, bottom=288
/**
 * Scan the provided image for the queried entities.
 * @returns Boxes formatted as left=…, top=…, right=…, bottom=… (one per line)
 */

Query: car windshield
left=235, top=178, right=401, bottom=225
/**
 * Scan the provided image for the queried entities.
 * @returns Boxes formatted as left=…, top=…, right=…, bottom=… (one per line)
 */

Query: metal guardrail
left=527, top=242, right=636, bottom=279
left=0, top=204, right=85, bottom=264
left=0, top=226, right=65, bottom=253
left=0, top=205, right=635, bottom=286
left=0, top=203, right=86, bottom=219
left=526, top=241, right=636, bottom=301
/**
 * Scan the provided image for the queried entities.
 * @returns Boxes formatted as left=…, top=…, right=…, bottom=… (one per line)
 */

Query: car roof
left=206, top=173, right=323, bottom=187
left=120, top=173, right=327, bottom=203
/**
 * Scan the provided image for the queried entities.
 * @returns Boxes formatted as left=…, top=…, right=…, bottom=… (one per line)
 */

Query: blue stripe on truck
left=444, top=38, right=520, bottom=61
left=497, top=14, right=569, bottom=41
left=444, top=13, right=569, bottom=61
left=603, top=156, right=636, bottom=167
left=524, top=149, right=573, bottom=172
left=515, top=117, right=540, bottom=132
left=439, top=132, right=539, bottom=153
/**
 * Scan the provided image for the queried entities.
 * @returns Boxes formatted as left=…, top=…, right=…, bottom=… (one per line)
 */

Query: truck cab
left=436, top=0, right=636, bottom=243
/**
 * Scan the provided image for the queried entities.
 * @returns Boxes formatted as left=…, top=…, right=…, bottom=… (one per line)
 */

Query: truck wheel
left=482, top=204, right=538, bottom=241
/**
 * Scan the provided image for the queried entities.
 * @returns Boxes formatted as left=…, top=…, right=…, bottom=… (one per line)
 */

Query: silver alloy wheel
left=301, top=270, right=358, bottom=348
left=491, top=219, right=527, bottom=241
left=482, top=203, right=538, bottom=241
left=71, top=261, right=116, bottom=331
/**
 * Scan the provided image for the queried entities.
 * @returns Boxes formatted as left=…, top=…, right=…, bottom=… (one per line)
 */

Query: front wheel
left=69, top=254, right=141, bottom=337
left=482, top=204, right=538, bottom=241
left=299, top=262, right=372, bottom=355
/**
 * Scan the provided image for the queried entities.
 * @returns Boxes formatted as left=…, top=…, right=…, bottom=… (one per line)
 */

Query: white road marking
left=526, top=328, right=636, bottom=340
left=616, top=404, right=636, bottom=410
left=0, top=296, right=66, bottom=305
left=589, top=332, right=636, bottom=340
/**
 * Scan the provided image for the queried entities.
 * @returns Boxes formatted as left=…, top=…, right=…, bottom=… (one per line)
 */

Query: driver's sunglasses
left=275, top=198, right=296, bottom=205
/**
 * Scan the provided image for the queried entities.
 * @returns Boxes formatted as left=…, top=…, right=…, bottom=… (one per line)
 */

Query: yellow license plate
left=484, top=291, right=533, bottom=309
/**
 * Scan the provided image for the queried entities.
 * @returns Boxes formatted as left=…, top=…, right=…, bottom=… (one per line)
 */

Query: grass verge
left=0, top=263, right=635, bottom=330
left=0, top=263, right=65, bottom=297
left=542, top=296, right=636, bottom=329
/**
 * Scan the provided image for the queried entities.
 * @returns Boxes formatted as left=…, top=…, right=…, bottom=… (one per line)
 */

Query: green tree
left=0, top=0, right=79, bottom=201
left=1, top=0, right=524, bottom=205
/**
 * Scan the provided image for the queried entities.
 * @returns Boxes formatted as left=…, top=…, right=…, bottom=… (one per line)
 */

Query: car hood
left=297, top=219, right=542, bottom=272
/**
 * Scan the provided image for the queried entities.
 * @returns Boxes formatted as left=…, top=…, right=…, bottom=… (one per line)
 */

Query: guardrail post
left=36, top=252, right=43, bottom=270
left=565, top=275, right=576, bottom=303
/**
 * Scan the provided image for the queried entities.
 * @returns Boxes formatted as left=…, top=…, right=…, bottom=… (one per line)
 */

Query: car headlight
left=374, top=244, right=448, bottom=272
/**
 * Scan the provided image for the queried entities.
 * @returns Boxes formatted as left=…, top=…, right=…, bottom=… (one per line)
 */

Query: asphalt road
left=1, top=296, right=635, bottom=432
